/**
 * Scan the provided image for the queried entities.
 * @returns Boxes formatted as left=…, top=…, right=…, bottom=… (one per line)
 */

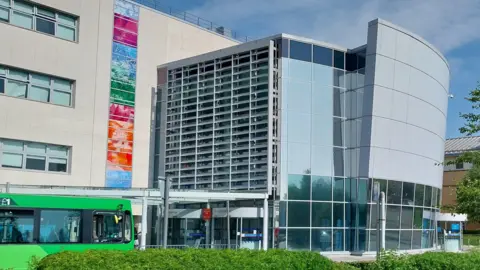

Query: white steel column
left=140, top=196, right=148, bottom=250
left=263, top=197, right=268, bottom=250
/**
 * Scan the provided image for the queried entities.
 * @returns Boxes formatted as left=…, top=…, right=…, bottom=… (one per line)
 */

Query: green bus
left=0, top=194, right=134, bottom=269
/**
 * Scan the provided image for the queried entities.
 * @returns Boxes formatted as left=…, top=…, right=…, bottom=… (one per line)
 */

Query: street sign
left=373, top=182, right=380, bottom=202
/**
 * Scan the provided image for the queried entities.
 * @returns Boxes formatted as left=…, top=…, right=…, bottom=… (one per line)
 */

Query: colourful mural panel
left=106, top=0, right=139, bottom=188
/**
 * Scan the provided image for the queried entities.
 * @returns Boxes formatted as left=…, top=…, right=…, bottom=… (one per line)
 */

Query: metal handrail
left=130, top=0, right=251, bottom=43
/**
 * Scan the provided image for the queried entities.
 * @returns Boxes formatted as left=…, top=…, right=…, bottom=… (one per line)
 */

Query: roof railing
left=130, top=0, right=252, bottom=43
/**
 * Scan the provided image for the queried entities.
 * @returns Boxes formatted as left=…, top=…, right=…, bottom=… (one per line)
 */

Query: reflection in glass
left=358, top=203, right=367, bottom=227
left=333, top=118, right=344, bottom=146
left=312, top=203, right=332, bottom=227
left=334, top=50, right=345, bottom=69
left=415, top=184, right=424, bottom=206
left=369, top=204, right=377, bottom=229
left=400, top=230, right=412, bottom=250
left=333, top=229, right=344, bottom=251
left=372, top=179, right=387, bottom=201
left=279, top=201, right=286, bottom=227
left=413, top=207, right=423, bottom=229
left=412, top=231, right=421, bottom=249
left=386, top=206, right=400, bottom=229
left=277, top=229, right=287, bottom=249
left=387, top=180, right=402, bottom=204
left=333, top=89, right=344, bottom=117
left=333, top=69, right=345, bottom=88
left=424, top=186, right=432, bottom=207
left=281, top=39, right=289, bottom=58
left=358, top=179, right=368, bottom=203
left=333, top=203, right=344, bottom=227
left=345, top=203, right=356, bottom=228
left=312, top=176, right=332, bottom=201
left=333, top=178, right=344, bottom=201
left=287, top=229, right=310, bottom=250
left=288, top=201, right=310, bottom=227
left=288, top=174, right=311, bottom=200
left=333, top=148, right=344, bottom=177
left=401, top=206, right=413, bottom=229
left=368, top=230, right=377, bottom=251
left=385, top=230, right=399, bottom=250
left=402, top=182, right=415, bottom=205
left=313, top=45, right=333, bottom=66
left=289, top=41, right=312, bottom=62
left=359, top=229, right=366, bottom=251
left=312, top=229, right=332, bottom=251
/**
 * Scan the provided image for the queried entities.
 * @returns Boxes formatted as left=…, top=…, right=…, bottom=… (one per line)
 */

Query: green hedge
left=348, top=251, right=480, bottom=270
left=34, top=249, right=356, bottom=270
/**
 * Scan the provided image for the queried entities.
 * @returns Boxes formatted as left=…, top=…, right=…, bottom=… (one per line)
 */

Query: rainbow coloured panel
left=106, top=0, right=139, bottom=188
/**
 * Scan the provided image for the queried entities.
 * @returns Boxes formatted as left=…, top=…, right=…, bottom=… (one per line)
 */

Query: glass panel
left=0, top=78, right=4, bottom=94
left=424, top=186, right=432, bottom=207
left=6, top=81, right=27, bottom=98
left=288, top=174, right=310, bottom=200
left=369, top=204, right=377, bottom=229
left=333, top=203, right=344, bottom=227
left=26, top=155, right=46, bottom=170
left=13, top=0, right=33, bottom=13
left=373, top=179, right=387, bottom=200
left=312, top=202, right=331, bottom=227
left=48, top=157, right=67, bottom=172
left=313, top=46, right=332, bottom=66
left=333, top=89, right=344, bottom=117
left=312, top=229, right=332, bottom=251
left=0, top=66, right=5, bottom=75
left=358, top=203, right=367, bottom=227
left=0, top=6, right=8, bottom=22
left=11, top=11, right=33, bottom=29
left=345, top=203, right=355, bottom=227
left=310, top=145, right=332, bottom=176
left=288, top=143, right=311, bottom=174
left=0, top=210, right=34, bottom=243
left=358, top=179, right=368, bottom=204
left=387, top=180, right=402, bottom=204
left=289, top=40, right=311, bottom=62
left=39, top=210, right=81, bottom=243
left=333, top=118, right=343, bottom=146
left=333, top=229, right=344, bottom=251
left=0, top=0, right=9, bottom=7
left=412, top=230, right=421, bottom=249
left=36, top=17, right=55, bottom=35
left=58, top=14, right=76, bottom=26
left=334, top=51, right=345, bottom=69
left=281, top=39, right=289, bottom=58
left=3, top=140, right=23, bottom=151
left=287, top=110, right=311, bottom=143
left=52, top=90, right=71, bottom=106
left=413, top=207, right=423, bottom=229
left=415, top=184, right=424, bottom=206
left=402, top=182, right=415, bottom=205
left=368, top=230, right=377, bottom=251
left=385, top=230, right=399, bottom=250
left=401, top=206, right=413, bottom=229
left=399, top=230, right=412, bottom=250
left=57, top=25, right=75, bottom=41
left=279, top=201, right=286, bottom=227
left=312, top=176, right=331, bottom=201
left=31, top=74, right=50, bottom=87
left=333, top=69, right=345, bottom=88
left=288, top=201, right=309, bottom=227
left=29, top=85, right=49, bottom=102
left=287, top=229, right=310, bottom=250
left=333, top=148, right=344, bottom=176
left=53, top=79, right=72, bottom=91
left=277, top=229, right=286, bottom=249
left=37, top=7, right=55, bottom=18
left=333, top=178, right=344, bottom=201
left=386, top=206, right=400, bottom=229
left=313, top=64, right=333, bottom=86
left=48, top=145, right=68, bottom=156
left=26, top=142, right=46, bottom=155
left=289, top=60, right=312, bottom=83
left=1, top=152, right=23, bottom=168
left=8, top=70, right=28, bottom=81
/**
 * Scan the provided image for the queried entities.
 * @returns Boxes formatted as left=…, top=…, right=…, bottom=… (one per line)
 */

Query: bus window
left=39, top=210, right=82, bottom=243
left=125, top=211, right=132, bottom=242
left=93, top=212, right=124, bottom=243
left=0, top=210, right=34, bottom=243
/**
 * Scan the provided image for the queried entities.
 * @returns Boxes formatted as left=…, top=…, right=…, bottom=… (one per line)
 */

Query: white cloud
left=187, top=0, right=480, bottom=53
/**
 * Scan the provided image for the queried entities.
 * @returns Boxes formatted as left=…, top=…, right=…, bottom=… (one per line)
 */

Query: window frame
left=0, top=139, right=70, bottom=174
left=0, top=65, right=74, bottom=107
left=1, top=0, right=77, bottom=42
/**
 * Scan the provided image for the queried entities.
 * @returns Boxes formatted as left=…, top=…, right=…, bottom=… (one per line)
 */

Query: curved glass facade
left=277, top=177, right=441, bottom=251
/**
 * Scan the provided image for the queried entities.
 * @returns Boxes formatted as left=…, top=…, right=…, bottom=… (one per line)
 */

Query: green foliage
left=460, top=85, right=480, bottom=135
left=35, top=249, right=342, bottom=270
left=347, top=251, right=480, bottom=270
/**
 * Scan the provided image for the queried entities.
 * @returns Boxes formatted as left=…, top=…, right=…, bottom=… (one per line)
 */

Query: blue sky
left=163, top=0, right=480, bottom=139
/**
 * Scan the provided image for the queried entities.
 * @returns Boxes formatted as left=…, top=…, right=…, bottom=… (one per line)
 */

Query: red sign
left=202, top=208, right=212, bottom=221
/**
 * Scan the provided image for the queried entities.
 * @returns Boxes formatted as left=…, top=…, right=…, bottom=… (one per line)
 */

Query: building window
left=0, top=65, right=74, bottom=106
left=0, top=0, right=77, bottom=41
left=455, top=162, right=464, bottom=170
left=0, top=139, right=70, bottom=173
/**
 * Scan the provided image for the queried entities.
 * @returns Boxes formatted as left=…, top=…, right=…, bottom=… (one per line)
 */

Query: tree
left=447, top=84, right=480, bottom=221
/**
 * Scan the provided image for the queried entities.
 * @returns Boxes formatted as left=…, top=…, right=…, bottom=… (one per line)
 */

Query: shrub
left=35, top=249, right=344, bottom=270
